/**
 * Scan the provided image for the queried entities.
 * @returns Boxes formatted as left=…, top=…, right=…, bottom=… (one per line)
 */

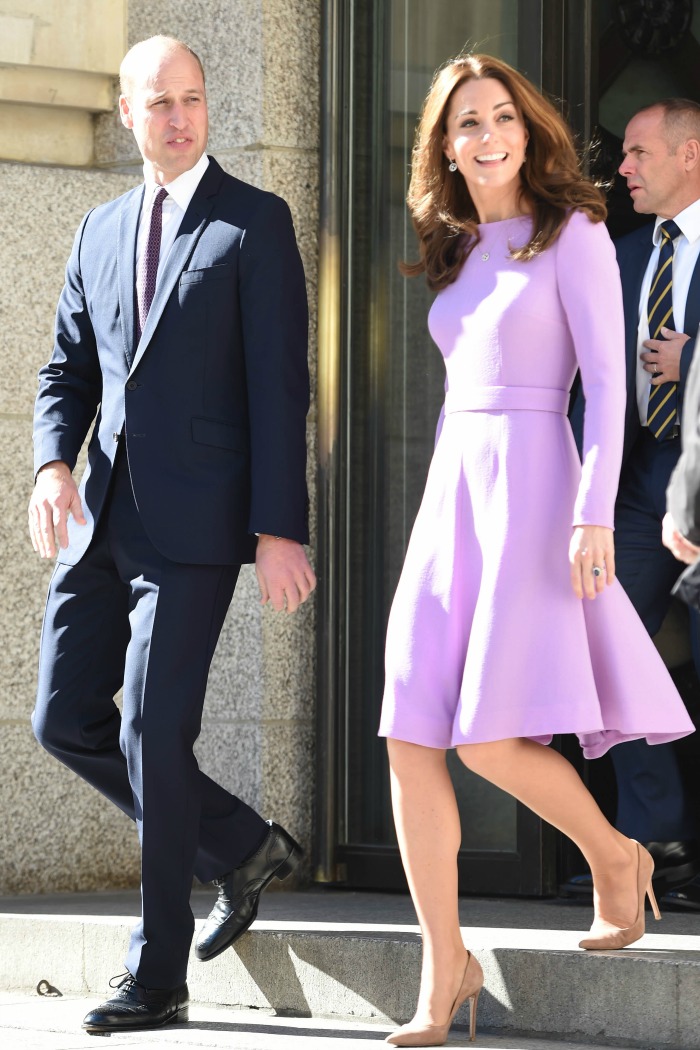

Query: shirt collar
left=653, top=197, right=700, bottom=246
left=143, top=153, right=210, bottom=211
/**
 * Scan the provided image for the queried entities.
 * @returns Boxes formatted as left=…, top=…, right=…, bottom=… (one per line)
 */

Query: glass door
left=317, top=0, right=584, bottom=894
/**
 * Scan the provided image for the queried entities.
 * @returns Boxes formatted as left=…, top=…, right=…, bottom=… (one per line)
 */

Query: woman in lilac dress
left=380, top=54, right=695, bottom=1048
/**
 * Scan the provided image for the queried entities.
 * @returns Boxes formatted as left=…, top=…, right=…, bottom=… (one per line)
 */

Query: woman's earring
left=448, top=160, right=458, bottom=172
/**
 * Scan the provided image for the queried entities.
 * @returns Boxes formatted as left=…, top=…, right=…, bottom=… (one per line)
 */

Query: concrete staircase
left=1, top=888, right=698, bottom=1049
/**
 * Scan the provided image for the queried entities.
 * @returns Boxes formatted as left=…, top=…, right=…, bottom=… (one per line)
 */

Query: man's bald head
left=119, top=36, right=205, bottom=99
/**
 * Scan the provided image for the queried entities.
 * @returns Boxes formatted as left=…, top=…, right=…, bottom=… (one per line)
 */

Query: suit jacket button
left=126, top=380, right=138, bottom=391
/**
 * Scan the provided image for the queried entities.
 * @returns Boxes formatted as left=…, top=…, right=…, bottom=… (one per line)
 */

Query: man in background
left=567, top=99, right=700, bottom=904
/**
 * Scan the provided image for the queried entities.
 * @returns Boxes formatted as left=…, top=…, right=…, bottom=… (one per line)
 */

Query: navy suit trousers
left=612, top=429, right=695, bottom=841
left=32, top=448, right=267, bottom=987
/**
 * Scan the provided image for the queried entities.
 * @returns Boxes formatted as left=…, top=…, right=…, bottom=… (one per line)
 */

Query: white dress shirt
left=635, top=197, right=700, bottom=424
left=135, top=153, right=210, bottom=289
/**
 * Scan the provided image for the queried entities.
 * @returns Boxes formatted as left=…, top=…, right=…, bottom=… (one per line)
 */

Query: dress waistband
left=444, top=386, right=570, bottom=415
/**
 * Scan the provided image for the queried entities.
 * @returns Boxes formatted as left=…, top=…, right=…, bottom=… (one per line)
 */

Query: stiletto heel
left=647, top=880, right=661, bottom=922
left=468, top=987, right=480, bottom=1042
left=385, top=950, right=484, bottom=1046
left=579, top=840, right=661, bottom=951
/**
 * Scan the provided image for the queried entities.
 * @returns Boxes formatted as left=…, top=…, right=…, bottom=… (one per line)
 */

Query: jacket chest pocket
left=179, top=262, right=237, bottom=306
left=180, top=262, right=235, bottom=288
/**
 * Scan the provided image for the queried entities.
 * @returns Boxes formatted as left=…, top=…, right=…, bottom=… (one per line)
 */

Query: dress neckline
left=477, top=214, right=531, bottom=230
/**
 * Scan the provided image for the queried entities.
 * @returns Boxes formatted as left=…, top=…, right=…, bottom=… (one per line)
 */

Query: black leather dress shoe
left=661, top=874, right=700, bottom=911
left=82, top=972, right=189, bottom=1034
left=559, top=840, right=700, bottom=900
left=195, top=819, right=302, bottom=962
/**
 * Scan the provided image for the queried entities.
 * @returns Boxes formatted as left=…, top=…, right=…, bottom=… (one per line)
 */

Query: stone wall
left=0, top=1, right=127, bottom=165
left=0, top=164, right=143, bottom=892
left=0, top=0, right=320, bottom=894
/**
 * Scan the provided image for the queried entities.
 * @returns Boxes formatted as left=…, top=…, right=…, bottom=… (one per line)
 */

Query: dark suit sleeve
left=668, top=343, right=700, bottom=544
left=33, top=211, right=102, bottom=476
left=679, top=331, right=697, bottom=411
left=239, top=194, right=310, bottom=543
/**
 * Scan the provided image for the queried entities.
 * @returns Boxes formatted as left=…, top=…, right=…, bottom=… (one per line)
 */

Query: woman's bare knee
left=387, top=737, right=446, bottom=775
left=456, top=738, right=519, bottom=776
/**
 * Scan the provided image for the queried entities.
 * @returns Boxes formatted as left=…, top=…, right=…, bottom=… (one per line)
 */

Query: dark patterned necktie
left=646, top=218, right=681, bottom=439
left=136, top=187, right=168, bottom=341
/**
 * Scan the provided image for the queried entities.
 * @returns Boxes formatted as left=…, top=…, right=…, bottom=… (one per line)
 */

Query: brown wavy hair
left=403, top=53, right=607, bottom=291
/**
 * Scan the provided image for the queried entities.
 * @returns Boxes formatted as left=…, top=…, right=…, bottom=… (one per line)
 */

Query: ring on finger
left=592, top=565, right=603, bottom=578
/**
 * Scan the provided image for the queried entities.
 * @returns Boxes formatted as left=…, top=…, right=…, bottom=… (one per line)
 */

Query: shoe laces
left=213, top=874, right=237, bottom=904
left=109, top=971, right=137, bottom=992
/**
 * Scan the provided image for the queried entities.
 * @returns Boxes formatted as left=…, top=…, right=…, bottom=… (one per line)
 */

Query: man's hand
left=641, top=326, right=689, bottom=384
left=662, top=511, right=700, bottom=565
left=569, top=524, right=615, bottom=599
left=255, top=534, right=317, bottom=613
left=28, top=461, right=86, bottom=559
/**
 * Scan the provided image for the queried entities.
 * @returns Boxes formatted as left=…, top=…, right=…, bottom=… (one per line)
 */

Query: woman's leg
left=387, top=739, right=469, bottom=1022
left=457, top=738, right=640, bottom=928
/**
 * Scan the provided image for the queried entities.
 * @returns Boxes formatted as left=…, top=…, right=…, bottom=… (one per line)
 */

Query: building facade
left=1, top=0, right=698, bottom=897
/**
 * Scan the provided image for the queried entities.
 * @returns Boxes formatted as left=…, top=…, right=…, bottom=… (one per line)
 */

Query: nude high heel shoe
left=579, top=840, right=661, bottom=951
left=385, top=950, right=483, bottom=1047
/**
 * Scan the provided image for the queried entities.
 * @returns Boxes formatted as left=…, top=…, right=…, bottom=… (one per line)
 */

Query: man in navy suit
left=566, top=99, right=700, bottom=903
left=28, top=36, right=316, bottom=1034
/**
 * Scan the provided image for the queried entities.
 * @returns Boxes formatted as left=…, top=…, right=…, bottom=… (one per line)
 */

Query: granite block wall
left=0, top=165, right=143, bottom=892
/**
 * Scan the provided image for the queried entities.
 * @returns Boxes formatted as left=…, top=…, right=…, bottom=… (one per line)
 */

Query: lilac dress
left=379, top=210, right=694, bottom=759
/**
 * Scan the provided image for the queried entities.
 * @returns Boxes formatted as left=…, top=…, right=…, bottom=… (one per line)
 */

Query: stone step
left=1, top=888, right=698, bottom=1050
left=0, top=993, right=641, bottom=1049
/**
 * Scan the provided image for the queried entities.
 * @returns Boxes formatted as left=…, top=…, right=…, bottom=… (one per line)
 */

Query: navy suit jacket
left=571, top=220, right=700, bottom=467
left=33, top=158, right=310, bottom=566
left=616, top=221, right=700, bottom=466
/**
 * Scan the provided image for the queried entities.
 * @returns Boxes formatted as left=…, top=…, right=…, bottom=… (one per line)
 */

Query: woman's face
left=442, top=77, right=529, bottom=205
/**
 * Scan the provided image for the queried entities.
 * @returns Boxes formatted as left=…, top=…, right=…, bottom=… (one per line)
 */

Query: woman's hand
left=569, top=524, right=615, bottom=599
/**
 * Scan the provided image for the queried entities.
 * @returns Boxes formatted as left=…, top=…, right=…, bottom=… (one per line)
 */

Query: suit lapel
left=620, top=228, right=653, bottom=377
left=117, top=185, right=145, bottom=369
left=128, top=159, right=224, bottom=376
left=684, top=253, right=700, bottom=337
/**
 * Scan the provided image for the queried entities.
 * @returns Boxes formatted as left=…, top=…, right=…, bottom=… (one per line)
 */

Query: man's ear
left=119, top=95, right=134, bottom=130
left=683, top=137, right=700, bottom=171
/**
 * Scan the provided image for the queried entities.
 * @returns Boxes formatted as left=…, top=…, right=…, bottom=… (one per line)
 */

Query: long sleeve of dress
left=556, top=210, right=626, bottom=529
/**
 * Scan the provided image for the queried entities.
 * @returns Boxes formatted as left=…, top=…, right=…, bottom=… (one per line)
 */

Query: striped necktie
left=646, top=218, right=681, bottom=440
left=136, top=187, right=168, bottom=342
